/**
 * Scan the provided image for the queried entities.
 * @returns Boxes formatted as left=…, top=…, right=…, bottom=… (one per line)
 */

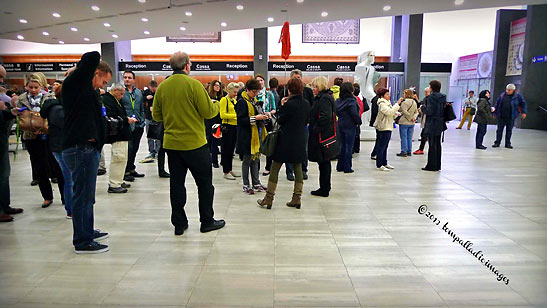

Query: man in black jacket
left=421, top=80, right=446, bottom=172
left=61, top=51, right=111, bottom=254
left=102, top=83, right=138, bottom=193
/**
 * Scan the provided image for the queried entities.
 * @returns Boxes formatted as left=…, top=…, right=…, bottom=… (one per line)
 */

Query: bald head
left=0, top=65, right=6, bottom=83
left=169, top=52, right=191, bottom=73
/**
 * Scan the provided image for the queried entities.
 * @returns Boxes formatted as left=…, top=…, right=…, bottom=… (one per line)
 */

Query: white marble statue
left=354, top=51, right=381, bottom=140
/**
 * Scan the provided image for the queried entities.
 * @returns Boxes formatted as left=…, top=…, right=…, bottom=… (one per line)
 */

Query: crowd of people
left=0, top=51, right=528, bottom=254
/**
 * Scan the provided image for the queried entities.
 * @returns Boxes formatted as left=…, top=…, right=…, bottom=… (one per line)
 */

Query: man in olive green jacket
left=152, top=51, right=225, bottom=235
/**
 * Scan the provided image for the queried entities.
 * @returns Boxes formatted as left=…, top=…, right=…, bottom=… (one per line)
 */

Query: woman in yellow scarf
left=235, top=79, right=269, bottom=195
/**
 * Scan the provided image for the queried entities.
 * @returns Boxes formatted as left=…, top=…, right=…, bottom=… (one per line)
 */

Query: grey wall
left=520, top=4, right=547, bottom=130
left=254, top=28, right=268, bottom=81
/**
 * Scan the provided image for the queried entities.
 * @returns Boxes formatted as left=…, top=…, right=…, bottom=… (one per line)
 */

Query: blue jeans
left=399, top=124, right=414, bottom=153
left=337, top=128, right=356, bottom=172
left=53, top=152, right=73, bottom=215
left=145, top=119, right=161, bottom=157
left=62, top=145, right=100, bottom=248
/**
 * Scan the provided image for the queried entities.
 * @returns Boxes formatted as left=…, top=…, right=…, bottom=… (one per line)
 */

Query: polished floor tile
left=2, top=123, right=546, bottom=307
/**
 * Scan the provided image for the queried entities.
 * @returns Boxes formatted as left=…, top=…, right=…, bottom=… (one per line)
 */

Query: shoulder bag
left=259, top=115, right=279, bottom=157
left=319, top=103, right=339, bottom=161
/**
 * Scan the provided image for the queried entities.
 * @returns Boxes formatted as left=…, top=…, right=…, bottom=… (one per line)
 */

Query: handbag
left=147, top=121, right=164, bottom=140
left=19, top=110, right=48, bottom=134
left=470, top=107, right=476, bottom=115
left=444, top=103, right=456, bottom=122
left=319, top=108, right=339, bottom=161
left=259, top=117, right=279, bottom=156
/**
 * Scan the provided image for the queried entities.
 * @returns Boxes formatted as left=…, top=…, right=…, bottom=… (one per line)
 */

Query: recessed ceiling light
left=84, top=37, right=90, bottom=41
left=138, top=0, right=146, bottom=3
left=221, top=22, right=227, bottom=27
left=91, top=5, right=100, bottom=11
left=383, top=5, right=391, bottom=11
left=103, top=22, right=111, bottom=27
left=19, top=19, right=27, bottom=23
left=141, top=17, right=149, bottom=22
left=42, top=31, right=49, bottom=36
left=179, top=26, right=186, bottom=31
left=455, top=0, right=464, bottom=4
left=185, top=11, right=192, bottom=16
left=267, top=17, right=274, bottom=22
left=112, top=34, right=119, bottom=38
left=70, top=27, right=78, bottom=32
left=321, top=11, right=328, bottom=17
left=296, top=0, right=304, bottom=3
left=17, top=35, right=24, bottom=40
left=144, top=30, right=150, bottom=35
left=59, top=40, right=65, bottom=44
left=236, top=4, right=244, bottom=10
left=52, top=12, right=61, bottom=18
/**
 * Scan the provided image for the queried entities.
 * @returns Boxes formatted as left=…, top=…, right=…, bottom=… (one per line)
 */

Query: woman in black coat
left=473, top=90, right=492, bottom=150
left=308, top=76, right=336, bottom=197
left=258, top=78, right=310, bottom=209
left=422, top=80, right=447, bottom=172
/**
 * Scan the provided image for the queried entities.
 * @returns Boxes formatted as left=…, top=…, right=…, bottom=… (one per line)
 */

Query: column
left=101, top=41, right=132, bottom=83
left=392, top=14, right=423, bottom=90
left=253, top=28, right=268, bottom=80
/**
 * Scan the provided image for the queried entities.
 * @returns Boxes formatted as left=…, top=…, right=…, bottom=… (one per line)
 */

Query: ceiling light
left=297, top=0, right=304, bottom=3
left=103, top=22, right=111, bottom=27
left=321, top=11, right=328, bottom=17
left=112, top=34, right=119, bottom=38
left=236, top=4, right=244, bottom=10
left=91, top=5, right=100, bottom=11
left=70, top=27, right=78, bottom=32
left=138, top=0, right=146, bottom=3
left=455, top=0, right=464, bottom=4
left=383, top=5, right=391, bottom=11
left=84, top=37, right=90, bottom=41
left=141, top=17, right=149, bottom=22
left=267, top=17, right=274, bottom=22
left=185, top=11, right=192, bottom=16
left=143, top=30, right=150, bottom=35
left=19, top=19, right=28, bottom=23
left=52, top=12, right=61, bottom=18
left=17, top=35, right=24, bottom=40
left=42, top=31, right=49, bottom=36
left=221, top=22, right=227, bottom=27
left=59, top=40, right=65, bottom=44
left=179, top=26, right=186, bottom=31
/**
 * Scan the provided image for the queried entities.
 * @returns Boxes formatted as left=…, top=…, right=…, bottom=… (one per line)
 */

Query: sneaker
left=242, top=186, right=255, bottom=195
left=66, top=214, right=72, bottom=219
left=93, top=229, right=109, bottom=241
left=253, top=184, right=267, bottom=192
left=413, top=150, right=424, bottom=155
left=230, top=171, right=241, bottom=177
left=224, top=173, right=236, bottom=180
left=384, top=164, right=395, bottom=169
left=74, top=241, right=109, bottom=254
left=377, top=166, right=391, bottom=171
left=140, top=157, right=155, bottom=163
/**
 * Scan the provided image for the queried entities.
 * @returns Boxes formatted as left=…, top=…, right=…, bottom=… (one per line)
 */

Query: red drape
left=279, top=21, right=291, bottom=60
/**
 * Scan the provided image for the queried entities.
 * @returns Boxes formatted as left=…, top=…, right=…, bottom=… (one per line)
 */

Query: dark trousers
left=265, top=156, right=273, bottom=172
left=166, top=145, right=215, bottom=227
left=126, top=126, right=144, bottom=173
left=371, top=129, right=379, bottom=157
left=0, top=150, right=10, bottom=213
left=476, top=124, right=487, bottom=148
left=337, top=128, right=356, bottom=172
left=26, top=138, right=64, bottom=202
left=317, top=160, right=332, bottom=192
left=495, top=118, right=514, bottom=146
left=418, top=129, right=427, bottom=151
left=220, top=125, right=237, bottom=174
left=425, top=135, right=442, bottom=171
left=62, top=144, right=100, bottom=248
left=353, top=125, right=361, bottom=153
left=157, top=143, right=166, bottom=173
left=375, top=130, right=391, bottom=168
left=207, top=134, right=219, bottom=165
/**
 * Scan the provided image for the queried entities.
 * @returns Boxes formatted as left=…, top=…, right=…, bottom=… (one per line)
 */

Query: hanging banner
left=506, top=17, right=526, bottom=76
left=457, top=54, right=478, bottom=80
left=302, top=19, right=360, bottom=44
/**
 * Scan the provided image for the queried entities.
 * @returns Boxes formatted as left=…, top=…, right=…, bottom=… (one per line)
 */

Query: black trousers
left=206, top=134, right=219, bottom=165
left=353, top=125, right=361, bottom=153
left=425, top=135, right=442, bottom=171
left=375, top=130, right=391, bottom=168
left=371, top=129, right=379, bottom=157
left=166, top=145, right=215, bottom=227
left=126, top=126, right=144, bottom=173
left=317, top=160, right=332, bottom=192
left=476, top=124, right=487, bottom=148
left=220, top=125, right=237, bottom=174
left=495, top=118, right=514, bottom=146
left=25, top=138, right=64, bottom=201
left=157, top=142, right=166, bottom=173
left=418, top=129, right=427, bottom=151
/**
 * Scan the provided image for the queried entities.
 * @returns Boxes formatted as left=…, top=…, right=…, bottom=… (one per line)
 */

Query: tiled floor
left=1, top=122, right=546, bottom=307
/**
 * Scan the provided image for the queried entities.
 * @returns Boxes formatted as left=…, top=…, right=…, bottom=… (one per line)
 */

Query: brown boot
left=286, top=181, right=303, bottom=209
left=0, top=213, right=14, bottom=222
left=257, top=181, right=276, bottom=209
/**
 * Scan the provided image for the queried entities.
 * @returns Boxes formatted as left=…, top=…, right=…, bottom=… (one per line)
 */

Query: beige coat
left=398, top=98, right=419, bottom=125
left=373, top=98, right=399, bottom=131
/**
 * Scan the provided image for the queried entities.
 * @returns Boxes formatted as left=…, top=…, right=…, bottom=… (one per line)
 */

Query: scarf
left=242, top=91, right=267, bottom=159
left=28, top=93, right=43, bottom=112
